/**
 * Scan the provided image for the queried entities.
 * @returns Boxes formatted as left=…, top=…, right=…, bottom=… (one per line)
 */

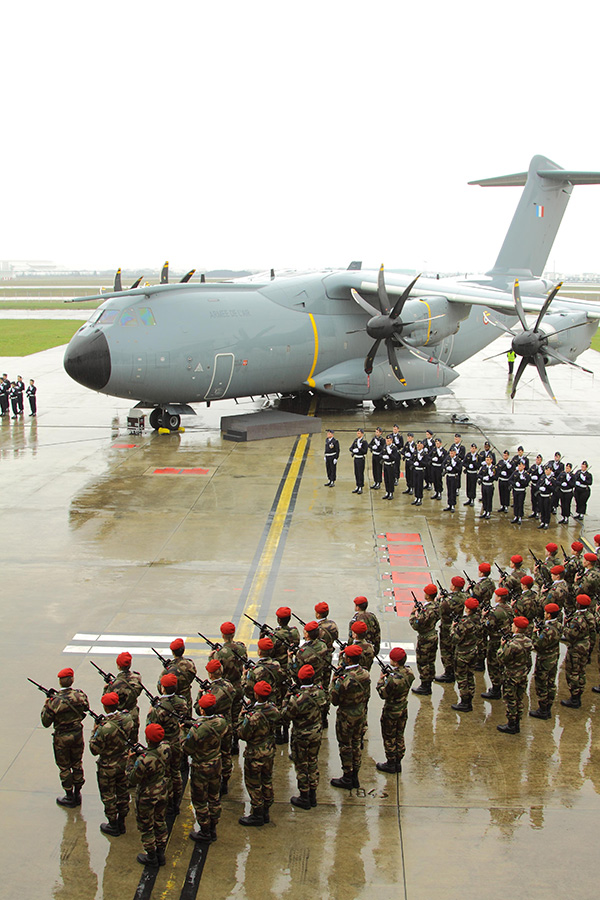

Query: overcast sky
left=2, top=1, right=599, bottom=275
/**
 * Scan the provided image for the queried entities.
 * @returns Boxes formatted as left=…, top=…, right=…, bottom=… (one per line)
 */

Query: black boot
left=220, top=777, right=229, bottom=797
left=308, top=788, right=317, bottom=807
left=351, top=770, right=360, bottom=788
left=263, top=806, right=271, bottom=823
left=239, top=807, right=265, bottom=826
left=529, top=704, right=550, bottom=720
left=73, top=785, right=82, bottom=806
left=209, top=819, right=218, bottom=842
left=118, top=814, right=127, bottom=834
left=157, top=844, right=166, bottom=865
left=435, top=670, right=455, bottom=683
left=561, top=693, right=582, bottom=708
left=412, top=681, right=432, bottom=695
left=137, top=849, right=159, bottom=866
left=231, top=736, right=240, bottom=756
left=278, top=723, right=289, bottom=745
left=321, top=710, right=329, bottom=728
left=451, top=696, right=473, bottom=712
left=330, top=773, right=353, bottom=790
left=189, top=825, right=212, bottom=842
left=376, top=760, right=397, bottom=773
left=592, top=685, right=600, bottom=694
left=290, top=791, right=311, bottom=810
left=497, top=719, right=519, bottom=734
left=56, top=790, right=78, bottom=808
left=100, top=819, right=120, bottom=836
left=481, top=686, right=502, bottom=699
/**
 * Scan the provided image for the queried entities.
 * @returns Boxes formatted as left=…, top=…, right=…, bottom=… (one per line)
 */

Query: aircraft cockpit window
left=87, top=309, right=103, bottom=324
left=99, top=309, right=119, bottom=325
left=120, top=309, right=137, bottom=326
left=138, top=307, right=156, bottom=326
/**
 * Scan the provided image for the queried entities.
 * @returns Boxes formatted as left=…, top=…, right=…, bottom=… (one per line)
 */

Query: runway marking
left=63, top=633, right=259, bottom=656
left=153, top=467, right=209, bottom=475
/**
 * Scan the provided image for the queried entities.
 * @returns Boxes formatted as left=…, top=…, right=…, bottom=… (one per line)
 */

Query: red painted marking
left=112, top=443, right=136, bottom=449
left=180, top=467, right=209, bottom=475
left=391, top=571, right=432, bottom=585
left=385, top=533, right=422, bottom=542
left=388, top=545, right=426, bottom=558
left=154, top=468, right=182, bottom=474
left=387, top=603, right=413, bottom=617
left=153, top=467, right=209, bottom=475
left=389, top=555, right=429, bottom=569
left=390, top=588, right=417, bottom=604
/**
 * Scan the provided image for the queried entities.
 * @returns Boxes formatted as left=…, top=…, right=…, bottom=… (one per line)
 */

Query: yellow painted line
left=161, top=812, right=195, bottom=899
left=305, top=312, right=319, bottom=387
left=419, top=298, right=433, bottom=344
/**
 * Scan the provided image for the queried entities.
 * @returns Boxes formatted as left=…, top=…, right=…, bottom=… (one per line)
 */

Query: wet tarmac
left=1, top=338, right=600, bottom=900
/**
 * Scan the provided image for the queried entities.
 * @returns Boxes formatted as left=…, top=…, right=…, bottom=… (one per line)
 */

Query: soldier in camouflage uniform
left=290, top=621, right=329, bottom=687
left=197, top=659, right=235, bottom=796
left=376, top=646, right=414, bottom=773
left=529, top=602, right=562, bottom=719
left=472, top=562, right=496, bottom=669
left=41, top=666, right=89, bottom=807
left=542, top=565, right=570, bottom=611
left=156, top=638, right=197, bottom=715
left=184, top=693, right=228, bottom=843
left=210, top=621, right=248, bottom=755
left=343, top=620, right=375, bottom=671
left=147, top=673, right=188, bottom=813
left=102, top=651, right=143, bottom=741
left=435, top=576, right=467, bottom=682
left=481, top=587, right=513, bottom=699
left=263, top=607, right=300, bottom=674
left=496, top=616, right=534, bottom=734
left=502, top=554, right=528, bottom=598
left=238, top=680, right=282, bottom=826
left=575, top=552, right=600, bottom=610
left=128, top=723, right=171, bottom=867
left=409, top=583, right=439, bottom=695
left=534, top=543, right=560, bottom=588
left=512, top=575, right=542, bottom=632
left=282, top=663, right=327, bottom=809
left=564, top=540, right=585, bottom=605
left=560, top=594, right=593, bottom=708
left=314, top=600, right=341, bottom=726
left=450, top=597, right=479, bottom=711
left=89, top=691, right=133, bottom=835
left=330, top=644, right=371, bottom=790
left=348, top=595, right=381, bottom=655
left=245, top=637, right=288, bottom=745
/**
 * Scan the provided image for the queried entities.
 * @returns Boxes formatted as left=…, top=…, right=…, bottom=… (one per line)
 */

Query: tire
left=373, top=398, right=386, bottom=411
left=386, top=398, right=404, bottom=410
left=149, top=408, right=162, bottom=430
left=162, top=412, right=181, bottom=431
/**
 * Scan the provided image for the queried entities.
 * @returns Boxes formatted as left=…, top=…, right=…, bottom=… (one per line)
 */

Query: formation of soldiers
left=36, top=597, right=417, bottom=869
left=409, top=538, right=600, bottom=733
left=0, top=373, right=37, bottom=417
left=325, top=427, right=593, bottom=526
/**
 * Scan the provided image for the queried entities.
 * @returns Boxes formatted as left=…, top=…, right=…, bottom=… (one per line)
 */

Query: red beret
left=315, top=601, right=329, bottom=614
left=298, top=664, right=315, bottom=680
left=344, top=644, right=363, bottom=658
left=220, top=622, right=236, bottom=635
left=197, top=693, right=216, bottom=709
left=495, top=587, right=509, bottom=597
left=520, top=575, right=534, bottom=587
left=145, top=723, right=165, bottom=743
left=276, top=607, right=291, bottom=618
left=513, top=616, right=529, bottom=629
left=160, top=673, right=178, bottom=688
left=594, top=534, right=600, bottom=544
left=353, top=596, right=368, bottom=607
left=389, top=647, right=407, bottom=663
left=253, top=680, right=272, bottom=697
left=305, top=620, right=320, bottom=634
left=116, top=652, right=132, bottom=667
left=451, top=576, right=465, bottom=588
left=170, top=638, right=185, bottom=652
left=424, top=584, right=438, bottom=596
left=206, top=659, right=221, bottom=673
left=58, top=668, right=74, bottom=679
left=101, top=691, right=120, bottom=707
left=546, top=543, right=558, bottom=553
left=584, top=552, right=597, bottom=563
left=465, top=597, right=479, bottom=610
left=576, top=594, right=591, bottom=607
left=257, top=637, right=274, bottom=652
left=550, top=565, right=564, bottom=575
left=351, top=621, right=368, bottom=635
left=545, top=603, right=560, bottom=613
left=510, top=555, right=523, bottom=565
left=572, top=541, right=584, bottom=552
left=478, top=562, right=491, bottom=574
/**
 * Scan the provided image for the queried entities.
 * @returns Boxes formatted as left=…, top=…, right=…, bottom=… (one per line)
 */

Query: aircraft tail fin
left=469, top=155, right=600, bottom=279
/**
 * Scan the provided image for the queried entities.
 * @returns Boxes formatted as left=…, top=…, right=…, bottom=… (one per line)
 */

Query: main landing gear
left=149, top=408, right=181, bottom=432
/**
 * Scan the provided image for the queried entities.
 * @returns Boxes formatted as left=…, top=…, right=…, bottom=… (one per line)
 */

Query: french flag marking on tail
left=535, top=204, right=545, bottom=218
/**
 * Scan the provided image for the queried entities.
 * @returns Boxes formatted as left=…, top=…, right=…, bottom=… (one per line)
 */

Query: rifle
left=330, top=664, right=347, bottom=680
left=87, top=705, right=147, bottom=755
left=436, top=580, right=450, bottom=599
left=529, top=549, right=552, bottom=588
left=153, top=644, right=212, bottom=689
left=561, top=544, right=570, bottom=564
left=463, top=570, right=477, bottom=593
left=411, top=591, right=425, bottom=614
left=495, top=563, right=509, bottom=581
left=197, top=631, right=255, bottom=669
left=532, top=618, right=545, bottom=635
left=152, top=647, right=172, bottom=667
left=27, top=677, right=56, bottom=698
left=243, top=613, right=298, bottom=652
left=375, top=655, right=393, bottom=676
left=291, top=612, right=307, bottom=628
left=90, top=660, right=115, bottom=684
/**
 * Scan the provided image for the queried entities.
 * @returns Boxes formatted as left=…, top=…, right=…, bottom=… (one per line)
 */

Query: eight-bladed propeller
left=484, top=280, right=592, bottom=403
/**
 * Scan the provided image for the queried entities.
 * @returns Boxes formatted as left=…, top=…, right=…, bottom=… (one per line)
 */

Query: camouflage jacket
left=317, top=618, right=340, bottom=655
left=244, top=658, right=286, bottom=700
left=473, top=576, right=495, bottom=604
left=194, top=677, right=235, bottom=722
left=532, top=619, right=562, bottom=660
left=210, top=640, right=247, bottom=684
left=103, top=669, right=142, bottom=712
left=484, top=602, right=513, bottom=642
left=576, top=569, right=600, bottom=607
left=450, top=615, right=478, bottom=656
left=183, top=714, right=228, bottom=765
left=89, top=709, right=133, bottom=764
left=564, top=555, right=584, bottom=587
left=127, top=742, right=171, bottom=795
left=41, top=688, right=89, bottom=734
left=281, top=683, right=327, bottom=736
left=156, top=656, right=197, bottom=697
left=561, top=610, right=591, bottom=649
left=330, top=664, right=370, bottom=715
left=497, top=633, right=534, bottom=680
left=439, top=591, right=466, bottom=625
left=340, top=638, right=375, bottom=671
left=513, top=590, right=542, bottom=623
left=348, top=611, right=381, bottom=654
left=267, top=624, right=300, bottom=666
left=291, top=638, right=329, bottom=682
left=409, top=600, right=439, bottom=638
left=543, top=579, right=570, bottom=610
left=146, top=694, right=188, bottom=742
left=376, top=665, right=415, bottom=713
left=504, top=569, right=528, bottom=598
left=237, top=701, right=281, bottom=754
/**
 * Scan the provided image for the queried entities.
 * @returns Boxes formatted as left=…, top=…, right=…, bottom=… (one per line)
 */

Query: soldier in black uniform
left=463, top=443, right=480, bottom=506
left=495, top=450, right=515, bottom=512
left=382, top=435, right=400, bottom=500
left=537, top=466, right=556, bottom=530
left=509, top=459, right=530, bottom=524
left=557, top=462, right=575, bottom=523
left=0, top=375, right=9, bottom=416
left=573, top=461, right=593, bottom=520
left=9, top=382, right=19, bottom=418
left=528, top=453, right=544, bottom=519
left=26, top=379, right=37, bottom=416
left=478, top=440, right=496, bottom=466
left=324, top=429, right=340, bottom=487
left=369, top=427, right=385, bottom=490
left=511, top=446, right=529, bottom=470
left=478, top=455, right=496, bottom=519
left=423, top=430, right=435, bottom=489
left=430, top=438, right=446, bottom=500
left=15, top=375, right=25, bottom=414
left=349, top=428, right=368, bottom=495
left=443, top=446, right=462, bottom=512
left=411, top=440, right=428, bottom=506
left=402, top=432, right=416, bottom=494
left=391, top=425, right=404, bottom=485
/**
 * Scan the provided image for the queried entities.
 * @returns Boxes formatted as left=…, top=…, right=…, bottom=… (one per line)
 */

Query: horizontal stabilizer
left=471, top=169, right=600, bottom=187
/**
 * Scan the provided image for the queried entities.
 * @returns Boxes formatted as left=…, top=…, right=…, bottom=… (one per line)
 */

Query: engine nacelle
left=540, top=311, right=595, bottom=365
left=401, top=296, right=469, bottom=347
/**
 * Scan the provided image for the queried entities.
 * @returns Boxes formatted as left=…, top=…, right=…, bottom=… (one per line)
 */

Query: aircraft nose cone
left=64, top=328, right=111, bottom=390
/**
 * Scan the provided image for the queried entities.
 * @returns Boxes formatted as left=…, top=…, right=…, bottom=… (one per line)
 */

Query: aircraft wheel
left=423, top=396, right=437, bottom=405
left=149, top=408, right=162, bottom=430
left=162, top=412, right=181, bottom=431
left=373, top=398, right=386, bottom=411
left=386, top=398, right=404, bottom=410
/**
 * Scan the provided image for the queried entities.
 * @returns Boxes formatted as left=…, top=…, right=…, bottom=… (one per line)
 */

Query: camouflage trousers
left=565, top=644, right=589, bottom=696
left=381, top=709, right=408, bottom=763
left=221, top=723, right=233, bottom=780
left=533, top=655, right=559, bottom=705
left=335, top=709, right=366, bottom=774
left=476, top=629, right=487, bottom=668
left=589, top=630, right=596, bottom=662
left=96, top=761, right=129, bottom=820
left=290, top=731, right=322, bottom=792
left=455, top=651, right=476, bottom=699
left=486, top=639, right=503, bottom=689
left=129, top=706, right=140, bottom=742
left=135, top=783, right=168, bottom=852
left=231, top=684, right=244, bottom=737
left=167, top=740, right=183, bottom=803
left=190, top=759, right=222, bottom=828
left=415, top=635, right=438, bottom=682
left=503, top=676, right=528, bottom=720
left=243, top=749, right=275, bottom=811
left=53, top=729, right=85, bottom=790
left=439, top=624, right=454, bottom=673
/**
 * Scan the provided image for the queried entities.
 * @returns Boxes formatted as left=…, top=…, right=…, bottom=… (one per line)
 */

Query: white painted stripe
left=76, top=634, right=180, bottom=643
left=73, top=634, right=100, bottom=641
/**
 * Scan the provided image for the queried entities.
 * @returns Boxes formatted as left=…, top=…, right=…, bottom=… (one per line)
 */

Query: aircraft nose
left=64, top=328, right=111, bottom=390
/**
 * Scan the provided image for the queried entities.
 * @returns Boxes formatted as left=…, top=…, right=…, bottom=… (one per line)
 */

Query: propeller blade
left=114, top=268, right=122, bottom=292
left=400, top=340, right=443, bottom=366
left=483, top=310, right=518, bottom=336
left=387, top=339, right=406, bottom=384
left=484, top=349, right=511, bottom=362
left=400, top=313, right=445, bottom=330
left=544, top=346, right=593, bottom=374
left=533, top=282, right=562, bottom=332
left=377, top=264, right=391, bottom=315
left=513, top=280, right=528, bottom=330
left=161, top=261, right=169, bottom=284
left=180, top=269, right=196, bottom=283
left=533, top=353, right=557, bottom=403
left=389, top=274, right=421, bottom=320
left=200, top=273, right=206, bottom=284
left=130, top=277, right=143, bottom=289
left=510, top=357, right=530, bottom=398
left=364, top=339, right=382, bottom=375
left=270, top=268, right=275, bottom=280
left=351, top=288, right=380, bottom=318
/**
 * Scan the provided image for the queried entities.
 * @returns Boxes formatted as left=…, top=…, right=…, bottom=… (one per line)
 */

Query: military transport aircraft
left=64, top=155, right=600, bottom=431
